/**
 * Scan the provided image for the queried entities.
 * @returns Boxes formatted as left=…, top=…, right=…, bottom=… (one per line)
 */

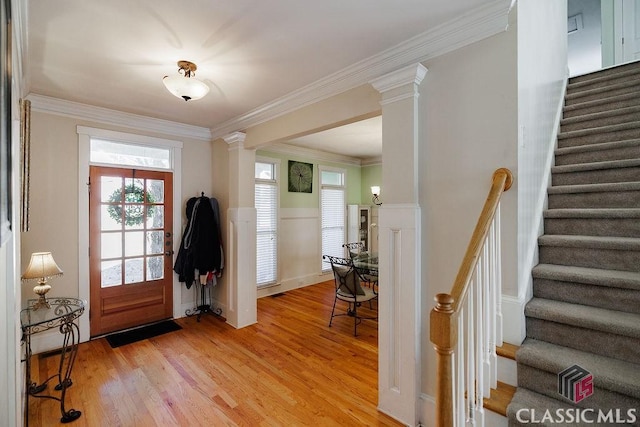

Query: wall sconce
left=21, top=252, right=63, bottom=310
left=371, top=186, right=382, bottom=206
left=163, top=60, right=210, bottom=101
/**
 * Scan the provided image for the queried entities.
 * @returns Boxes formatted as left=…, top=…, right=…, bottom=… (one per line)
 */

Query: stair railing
left=430, top=168, right=513, bottom=427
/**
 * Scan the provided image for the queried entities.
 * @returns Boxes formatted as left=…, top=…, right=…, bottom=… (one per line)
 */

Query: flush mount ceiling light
left=163, top=60, right=210, bottom=101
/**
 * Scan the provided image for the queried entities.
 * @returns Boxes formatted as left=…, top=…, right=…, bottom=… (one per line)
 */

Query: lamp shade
left=371, top=186, right=380, bottom=196
left=163, top=75, right=210, bottom=101
left=22, top=252, right=63, bottom=281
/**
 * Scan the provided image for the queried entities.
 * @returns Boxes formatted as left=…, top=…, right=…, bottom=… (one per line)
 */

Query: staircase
left=507, top=62, right=640, bottom=426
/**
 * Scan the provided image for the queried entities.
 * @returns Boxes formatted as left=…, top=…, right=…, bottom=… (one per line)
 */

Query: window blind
left=321, top=187, right=345, bottom=271
left=255, top=182, right=277, bottom=286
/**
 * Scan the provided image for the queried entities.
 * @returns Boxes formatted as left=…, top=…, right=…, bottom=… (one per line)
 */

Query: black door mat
left=105, top=320, right=182, bottom=348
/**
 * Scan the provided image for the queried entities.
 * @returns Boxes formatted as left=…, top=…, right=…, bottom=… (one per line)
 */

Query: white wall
left=515, top=0, right=568, bottom=343
left=419, top=16, right=519, bottom=401
left=568, top=0, right=602, bottom=76
left=21, top=111, right=218, bottom=351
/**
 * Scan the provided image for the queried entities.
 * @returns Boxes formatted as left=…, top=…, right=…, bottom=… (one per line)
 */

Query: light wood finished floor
left=27, top=281, right=401, bottom=426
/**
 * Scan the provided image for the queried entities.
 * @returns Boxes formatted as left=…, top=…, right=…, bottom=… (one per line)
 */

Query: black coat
left=174, top=196, right=222, bottom=288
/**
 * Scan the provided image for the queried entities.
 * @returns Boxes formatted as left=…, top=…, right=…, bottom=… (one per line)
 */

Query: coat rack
left=185, top=281, right=222, bottom=321
left=180, top=191, right=224, bottom=322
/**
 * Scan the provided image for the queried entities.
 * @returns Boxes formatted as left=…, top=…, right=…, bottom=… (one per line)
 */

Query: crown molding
left=210, top=0, right=510, bottom=139
left=259, top=143, right=363, bottom=167
left=361, top=157, right=382, bottom=167
left=27, top=93, right=212, bottom=142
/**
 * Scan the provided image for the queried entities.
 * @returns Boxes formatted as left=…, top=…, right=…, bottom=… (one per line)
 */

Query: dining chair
left=323, top=254, right=377, bottom=336
left=342, top=242, right=365, bottom=259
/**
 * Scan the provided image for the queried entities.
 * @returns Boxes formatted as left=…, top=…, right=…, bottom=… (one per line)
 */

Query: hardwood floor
left=27, top=281, right=401, bottom=426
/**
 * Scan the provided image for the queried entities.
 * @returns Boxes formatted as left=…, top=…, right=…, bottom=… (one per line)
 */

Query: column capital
left=223, top=131, right=247, bottom=149
left=369, top=63, right=428, bottom=94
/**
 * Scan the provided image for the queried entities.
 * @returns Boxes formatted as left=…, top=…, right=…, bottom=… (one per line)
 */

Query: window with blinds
left=255, top=161, right=278, bottom=286
left=320, top=168, right=345, bottom=272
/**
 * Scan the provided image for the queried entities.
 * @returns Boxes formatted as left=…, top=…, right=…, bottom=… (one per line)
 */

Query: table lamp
left=21, top=252, right=63, bottom=310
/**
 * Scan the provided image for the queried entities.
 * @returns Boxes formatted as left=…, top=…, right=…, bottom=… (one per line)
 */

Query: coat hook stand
left=185, top=281, right=223, bottom=321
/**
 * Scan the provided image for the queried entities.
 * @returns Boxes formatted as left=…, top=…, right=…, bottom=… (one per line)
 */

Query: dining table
left=352, top=251, right=379, bottom=278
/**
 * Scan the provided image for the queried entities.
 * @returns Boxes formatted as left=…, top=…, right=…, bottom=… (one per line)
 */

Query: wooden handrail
left=449, top=167, right=513, bottom=313
left=430, top=167, right=513, bottom=427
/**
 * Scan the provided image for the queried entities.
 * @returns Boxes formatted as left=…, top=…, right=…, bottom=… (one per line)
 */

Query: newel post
left=430, top=293, right=456, bottom=427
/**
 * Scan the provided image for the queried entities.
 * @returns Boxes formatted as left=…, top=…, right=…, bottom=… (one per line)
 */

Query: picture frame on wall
left=0, top=0, right=12, bottom=246
left=288, top=160, right=313, bottom=193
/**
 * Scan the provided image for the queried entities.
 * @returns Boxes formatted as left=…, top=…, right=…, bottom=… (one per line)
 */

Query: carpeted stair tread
left=558, top=121, right=640, bottom=140
left=554, top=139, right=640, bottom=165
left=548, top=181, right=640, bottom=194
left=544, top=208, right=640, bottom=219
left=551, top=158, right=640, bottom=174
left=568, top=66, right=640, bottom=91
left=569, top=60, right=640, bottom=85
left=555, top=138, right=640, bottom=156
left=562, top=91, right=640, bottom=118
left=516, top=339, right=640, bottom=399
left=566, top=79, right=640, bottom=103
left=560, top=105, right=640, bottom=132
left=525, top=298, right=640, bottom=339
left=532, top=264, right=640, bottom=291
left=562, top=104, right=640, bottom=123
left=538, top=234, right=640, bottom=250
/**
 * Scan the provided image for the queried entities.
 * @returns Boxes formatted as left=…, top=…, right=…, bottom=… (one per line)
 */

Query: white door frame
left=77, top=126, right=183, bottom=341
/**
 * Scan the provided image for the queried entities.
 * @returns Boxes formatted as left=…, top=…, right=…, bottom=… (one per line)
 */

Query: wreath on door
left=107, top=185, right=155, bottom=227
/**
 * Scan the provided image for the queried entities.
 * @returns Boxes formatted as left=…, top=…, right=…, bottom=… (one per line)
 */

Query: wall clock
left=288, top=160, right=313, bottom=193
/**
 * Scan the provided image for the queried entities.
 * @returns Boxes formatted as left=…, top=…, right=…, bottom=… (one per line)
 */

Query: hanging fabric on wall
left=174, top=195, right=224, bottom=289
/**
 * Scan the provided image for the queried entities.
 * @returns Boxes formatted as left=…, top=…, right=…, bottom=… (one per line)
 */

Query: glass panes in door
left=99, top=175, right=165, bottom=287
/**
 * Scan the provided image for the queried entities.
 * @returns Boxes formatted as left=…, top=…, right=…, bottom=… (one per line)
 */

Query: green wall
left=360, top=164, right=382, bottom=205
left=257, top=149, right=364, bottom=208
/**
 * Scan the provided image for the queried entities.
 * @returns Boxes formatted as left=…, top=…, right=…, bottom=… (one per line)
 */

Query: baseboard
left=419, top=393, right=436, bottom=427
left=29, top=329, right=64, bottom=355
left=257, top=272, right=333, bottom=298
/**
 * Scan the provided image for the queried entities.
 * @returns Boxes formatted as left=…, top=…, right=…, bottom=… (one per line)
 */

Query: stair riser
left=538, top=246, right=640, bottom=272
left=533, top=278, right=640, bottom=314
left=561, top=111, right=640, bottom=132
left=548, top=190, right=640, bottom=209
left=526, top=318, right=640, bottom=364
left=544, top=217, right=640, bottom=238
left=555, top=144, right=640, bottom=165
left=558, top=128, right=640, bottom=148
left=517, top=366, right=640, bottom=415
left=566, top=86, right=640, bottom=106
left=563, top=95, right=640, bottom=119
left=551, top=166, right=640, bottom=186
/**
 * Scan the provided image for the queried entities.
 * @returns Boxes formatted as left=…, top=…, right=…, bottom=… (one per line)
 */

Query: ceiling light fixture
left=163, top=60, right=210, bottom=101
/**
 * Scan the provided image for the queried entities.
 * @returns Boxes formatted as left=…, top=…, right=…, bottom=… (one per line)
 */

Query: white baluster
left=495, top=204, right=503, bottom=346
left=477, top=260, right=486, bottom=426
left=467, top=283, right=476, bottom=426
left=457, top=308, right=466, bottom=426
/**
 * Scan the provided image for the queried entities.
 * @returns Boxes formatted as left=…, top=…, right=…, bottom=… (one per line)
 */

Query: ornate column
left=370, top=63, right=427, bottom=426
left=223, top=131, right=257, bottom=328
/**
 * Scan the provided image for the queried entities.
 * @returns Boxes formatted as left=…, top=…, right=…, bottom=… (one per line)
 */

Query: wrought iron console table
left=21, top=297, right=85, bottom=424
